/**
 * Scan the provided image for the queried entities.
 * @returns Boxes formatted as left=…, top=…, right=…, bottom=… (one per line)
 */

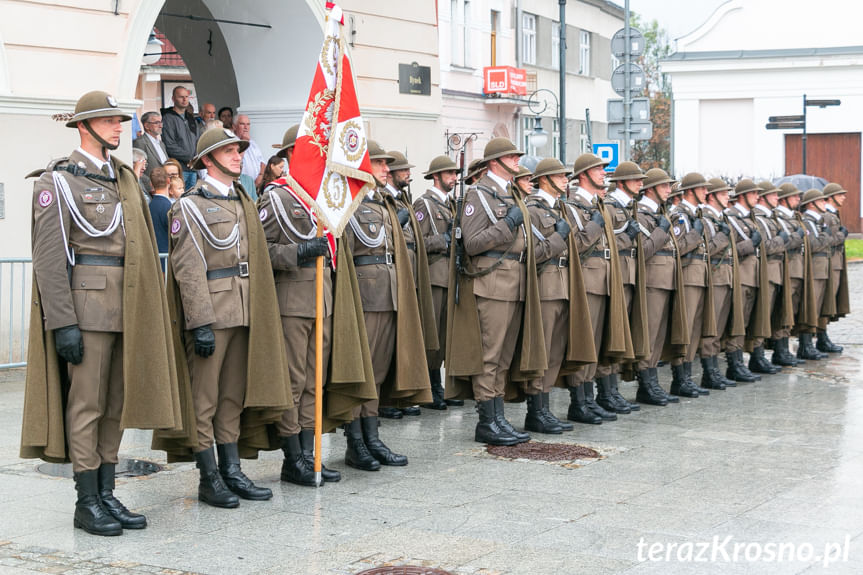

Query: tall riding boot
left=584, top=380, right=617, bottom=421
left=670, top=364, right=700, bottom=397
left=344, top=419, right=380, bottom=471
left=422, top=369, right=448, bottom=410
left=817, top=330, right=843, bottom=353
left=475, top=399, right=519, bottom=445
left=609, top=373, right=640, bottom=411
left=217, top=443, right=273, bottom=500
left=685, top=361, right=709, bottom=395
left=726, top=350, right=758, bottom=382
left=524, top=393, right=563, bottom=434
left=652, top=367, right=679, bottom=403
left=797, top=333, right=826, bottom=360
left=97, top=463, right=146, bottom=529
left=279, top=435, right=318, bottom=486
left=596, top=375, right=631, bottom=414
left=567, top=385, right=603, bottom=422
left=700, top=356, right=726, bottom=390
left=361, top=416, right=408, bottom=465
left=299, top=429, right=341, bottom=482
left=194, top=447, right=239, bottom=508
left=542, top=391, right=573, bottom=431
left=748, top=345, right=780, bottom=374
left=493, top=396, right=531, bottom=442
left=635, top=369, right=667, bottom=406
left=73, top=469, right=122, bottom=536
left=771, top=337, right=800, bottom=366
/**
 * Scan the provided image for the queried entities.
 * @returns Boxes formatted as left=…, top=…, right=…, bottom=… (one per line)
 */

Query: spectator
left=148, top=167, right=172, bottom=269
left=161, top=85, right=201, bottom=190
left=133, top=111, right=168, bottom=180
left=258, top=155, right=285, bottom=195
left=132, top=148, right=152, bottom=200
left=131, top=111, right=143, bottom=141
left=235, top=114, right=264, bottom=200
left=163, top=158, right=186, bottom=200
left=200, top=102, right=216, bottom=122
left=218, top=106, right=234, bottom=129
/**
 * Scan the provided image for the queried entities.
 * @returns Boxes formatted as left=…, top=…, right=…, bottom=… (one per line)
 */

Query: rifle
left=453, top=147, right=467, bottom=304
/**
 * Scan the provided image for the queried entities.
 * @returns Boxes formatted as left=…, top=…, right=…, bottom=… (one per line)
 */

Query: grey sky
left=628, top=0, right=728, bottom=44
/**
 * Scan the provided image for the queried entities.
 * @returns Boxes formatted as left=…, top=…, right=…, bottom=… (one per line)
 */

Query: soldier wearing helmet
left=797, top=189, right=837, bottom=358
left=272, top=124, right=299, bottom=165
left=815, top=183, right=849, bottom=353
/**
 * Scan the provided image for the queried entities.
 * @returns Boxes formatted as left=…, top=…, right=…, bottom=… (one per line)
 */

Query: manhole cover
left=355, top=568, right=453, bottom=575
left=37, top=458, right=163, bottom=479
left=486, top=441, right=600, bottom=461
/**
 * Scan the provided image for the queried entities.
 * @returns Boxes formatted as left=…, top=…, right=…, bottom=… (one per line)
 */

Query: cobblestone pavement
left=0, top=266, right=861, bottom=575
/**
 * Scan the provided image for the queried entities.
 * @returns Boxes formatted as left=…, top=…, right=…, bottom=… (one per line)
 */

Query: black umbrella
left=772, top=174, right=828, bottom=191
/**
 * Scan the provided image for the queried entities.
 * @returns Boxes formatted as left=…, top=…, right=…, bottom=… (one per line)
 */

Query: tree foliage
left=629, top=13, right=672, bottom=171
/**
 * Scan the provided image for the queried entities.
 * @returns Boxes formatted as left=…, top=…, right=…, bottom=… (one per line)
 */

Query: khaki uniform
left=31, top=151, right=126, bottom=471
left=413, top=188, right=452, bottom=369
left=820, top=207, right=845, bottom=329
left=344, top=190, right=399, bottom=415
left=699, top=205, right=733, bottom=356
left=388, top=185, right=418, bottom=281
left=170, top=179, right=252, bottom=451
left=258, top=182, right=333, bottom=435
left=724, top=205, right=759, bottom=352
left=525, top=192, right=569, bottom=393
left=749, top=204, right=787, bottom=347
left=773, top=206, right=806, bottom=339
left=801, top=209, right=832, bottom=324
left=461, top=174, right=527, bottom=401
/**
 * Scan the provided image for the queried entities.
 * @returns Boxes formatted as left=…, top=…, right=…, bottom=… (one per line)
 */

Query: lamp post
left=526, top=88, right=561, bottom=163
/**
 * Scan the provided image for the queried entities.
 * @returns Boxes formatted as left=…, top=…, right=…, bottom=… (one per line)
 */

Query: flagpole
left=314, top=225, right=324, bottom=487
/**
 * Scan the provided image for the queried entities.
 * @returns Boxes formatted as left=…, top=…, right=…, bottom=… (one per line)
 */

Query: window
left=578, top=30, right=591, bottom=75
left=451, top=0, right=471, bottom=67
left=522, top=13, right=536, bottom=65
left=451, top=0, right=460, bottom=66
left=551, top=22, right=560, bottom=70
left=490, top=10, right=499, bottom=66
left=580, top=122, right=589, bottom=154
left=523, top=116, right=534, bottom=155
left=463, top=0, right=471, bottom=67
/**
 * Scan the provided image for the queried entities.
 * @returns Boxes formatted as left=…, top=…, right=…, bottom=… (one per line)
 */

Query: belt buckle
left=703, top=252, right=709, bottom=261
left=238, top=262, right=250, bottom=277
left=385, top=253, right=393, bottom=265
left=558, top=257, right=568, bottom=268
left=630, top=248, right=637, bottom=259
left=518, top=252, right=525, bottom=263
left=603, top=248, right=611, bottom=260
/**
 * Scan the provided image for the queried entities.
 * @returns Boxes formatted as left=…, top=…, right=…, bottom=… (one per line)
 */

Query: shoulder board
left=44, top=157, right=71, bottom=172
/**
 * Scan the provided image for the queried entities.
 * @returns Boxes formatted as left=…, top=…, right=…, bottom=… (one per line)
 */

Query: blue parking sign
left=593, top=143, right=619, bottom=172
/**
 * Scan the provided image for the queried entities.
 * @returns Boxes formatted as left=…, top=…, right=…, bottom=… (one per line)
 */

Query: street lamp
left=526, top=88, right=559, bottom=160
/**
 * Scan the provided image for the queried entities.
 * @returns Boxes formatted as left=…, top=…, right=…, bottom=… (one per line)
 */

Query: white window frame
left=578, top=30, right=591, bottom=75
left=463, top=0, right=471, bottom=67
left=551, top=22, right=560, bottom=70
left=522, top=13, right=536, bottom=65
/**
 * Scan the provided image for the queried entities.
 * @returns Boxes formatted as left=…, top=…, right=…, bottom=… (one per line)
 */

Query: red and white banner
left=287, top=2, right=375, bottom=237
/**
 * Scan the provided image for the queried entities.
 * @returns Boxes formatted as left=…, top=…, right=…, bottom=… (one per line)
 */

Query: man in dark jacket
left=161, top=86, right=200, bottom=190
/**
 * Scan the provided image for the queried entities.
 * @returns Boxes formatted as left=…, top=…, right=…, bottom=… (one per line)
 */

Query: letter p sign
left=593, top=143, right=619, bottom=172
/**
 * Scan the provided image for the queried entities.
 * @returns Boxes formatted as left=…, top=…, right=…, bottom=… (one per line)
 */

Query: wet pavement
left=1, top=265, right=862, bottom=575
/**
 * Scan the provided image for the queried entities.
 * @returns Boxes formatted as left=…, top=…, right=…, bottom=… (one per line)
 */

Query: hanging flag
left=287, top=1, right=375, bottom=237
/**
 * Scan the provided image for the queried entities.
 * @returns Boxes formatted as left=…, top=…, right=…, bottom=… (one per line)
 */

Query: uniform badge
left=171, top=218, right=182, bottom=235
left=207, top=207, right=220, bottom=213
left=673, top=226, right=681, bottom=236
left=259, top=208, right=268, bottom=221
left=83, top=193, right=94, bottom=201
left=369, top=223, right=377, bottom=232
left=293, top=209, right=303, bottom=217
left=106, top=95, right=118, bottom=107
left=464, top=204, right=475, bottom=217
left=96, top=204, right=105, bottom=214
left=38, top=190, right=53, bottom=208
left=415, top=211, right=424, bottom=222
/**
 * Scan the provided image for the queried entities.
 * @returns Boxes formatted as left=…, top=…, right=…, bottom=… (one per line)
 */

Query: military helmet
left=571, top=153, right=609, bottom=178
left=530, top=158, right=570, bottom=182
left=367, top=140, right=395, bottom=163
left=388, top=151, right=415, bottom=171
left=482, top=137, right=523, bottom=163
left=677, top=172, right=710, bottom=192
left=800, top=188, right=823, bottom=206
left=515, top=165, right=532, bottom=179
left=605, top=161, right=644, bottom=182
left=706, top=177, right=732, bottom=194
left=424, top=155, right=459, bottom=180
left=731, top=178, right=762, bottom=199
left=191, top=127, right=250, bottom=170
left=273, top=124, right=299, bottom=158
left=822, top=182, right=847, bottom=198
left=776, top=183, right=802, bottom=199
left=668, top=181, right=683, bottom=197
left=756, top=180, right=777, bottom=198
left=639, top=168, right=676, bottom=191
left=66, top=91, right=132, bottom=128
left=466, top=158, right=486, bottom=180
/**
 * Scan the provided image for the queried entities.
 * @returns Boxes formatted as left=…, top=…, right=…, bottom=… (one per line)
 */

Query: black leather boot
left=217, top=443, right=272, bottom=500
left=817, top=330, right=843, bottom=353
left=700, top=356, right=726, bottom=390
left=567, top=385, right=603, bottom=423
left=712, top=355, right=736, bottom=387
left=344, top=419, right=380, bottom=471
left=670, top=364, right=700, bottom=397
left=400, top=406, right=421, bottom=416
left=422, top=369, right=448, bottom=410
left=445, top=398, right=465, bottom=406
left=584, top=380, right=617, bottom=420
left=493, top=396, right=531, bottom=442
left=194, top=447, right=239, bottom=508
left=797, top=333, right=826, bottom=360
left=543, top=391, right=574, bottom=431
left=361, top=416, right=408, bottom=465
left=685, top=362, right=709, bottom=395
left=636, top=369, right=668, bottom=406
left=279, top=435, right=318, bottom=487
left=596, top=376, right=631, bottom=414
left=749, top=345, right=780, bottom=374
left=524, top=393, right=563, bottom=434
left=609, top=373, right=640, bottom=411
left=378, top=407, right=403, bottom=419
left=73, top=469, right=122, bottom=536
left=475, top=399, right=520, bottom=445
left=299, top=429, right=341, bottom=482
left=771, top=337, right=801, bottom=366
left=653, top=368, right=679, bottom=403
left=97, top=463, right=146, bottom=529
left=726, top=350, right=759, bottom=382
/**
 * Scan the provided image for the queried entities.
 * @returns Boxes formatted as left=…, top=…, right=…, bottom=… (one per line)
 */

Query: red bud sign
left=483, top=66, right=527, bottom=96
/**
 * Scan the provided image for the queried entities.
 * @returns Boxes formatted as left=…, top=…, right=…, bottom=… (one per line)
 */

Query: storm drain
left=486, top=441, right=601, bottom=461
left=37, top=458, right=163, bottom=479
left=355, top=568, right=453, bottom=575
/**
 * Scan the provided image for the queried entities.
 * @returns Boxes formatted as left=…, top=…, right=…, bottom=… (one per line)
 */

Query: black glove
left=692, top=218, right=704, bottom=235
left=839, top=225, right=848, bottom=237
left=718, top=221, right=731, bottom=235
left=626, top=219, right=640, bottom=239
left=193, top=325, right=216, bottom=358
left=778, top=230, right=789, bottom=243
left=657, top=215, right=671, bottom=233
left=54, top=324, right=83, bottom=365
left=442, top=231, right=452, bottom=249
left=297, top=237, right=329, bottom=263
left=503, top=204, right=523, bottom=231
left=396, top=208, right=410, bottom=228
left=751, top=229, right=762, bottom=248
left=590, top=209, right=605, bottom=228
left=554, top=218, right=571, bottom=239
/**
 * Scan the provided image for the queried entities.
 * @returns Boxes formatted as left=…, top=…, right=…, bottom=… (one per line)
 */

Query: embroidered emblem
left=171, top=218, right=182, bottom=235
left=368, top=223, right=377, bottom=233
left=83, top=193, right=94, bottom=201
left=207, top=207, right=220, bottom=213
left=322, top=171, right=349, bottom=209
left=464, top=204, right=475, bottom=217
left=339, top=120, right=365, bottom=162
left=293, top=209, right=304, bottom=217
left=673, top=226, right=681, bottom=236
left=259, top=208, right=268, bottom=221
left=38, top=190, right=53, bottom=208
left=96, top=204, right=105, bottom=214
left=415, top=211, right=424, bottom=222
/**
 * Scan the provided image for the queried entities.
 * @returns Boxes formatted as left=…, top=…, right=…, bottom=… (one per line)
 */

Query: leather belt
left=813, top=252, right=830, bottom=258
left=768, top=254, right=784, bottom=261
left=299, top=258, right=333, bottom=268
left=405, top=242, right=416, bottom=251
left=619, top=248, right=637, bottom=258
left=75, top=254, right=124, bottom=267
left=655, top=249, right=676, bottom=257
left=544, top=257, right=569, bottom=268
left=353, top=254, right=393, bottom=266
left=586, top=248, right=611, bottom=260
left=206, top=262, right=249, bottom=280
left=481, top=250, right=525, bottom=263
left=710, top=257, right=727, bottom=266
